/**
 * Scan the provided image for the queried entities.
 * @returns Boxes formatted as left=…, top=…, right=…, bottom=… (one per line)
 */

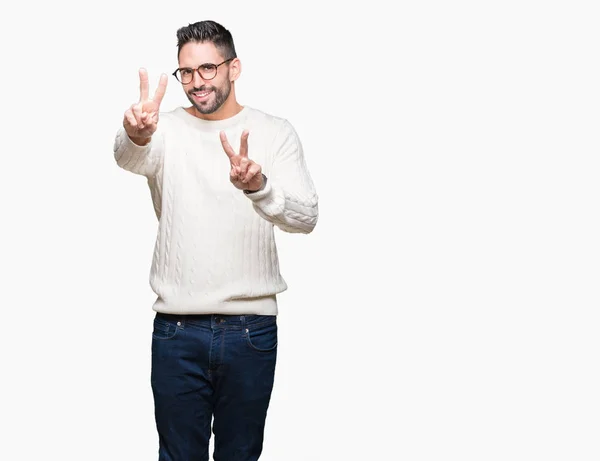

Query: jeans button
left=177, top=321, right=181, bottom=326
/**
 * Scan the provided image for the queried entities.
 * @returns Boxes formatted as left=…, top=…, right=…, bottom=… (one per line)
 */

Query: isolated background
left=1, top=0, right=599, bottom=460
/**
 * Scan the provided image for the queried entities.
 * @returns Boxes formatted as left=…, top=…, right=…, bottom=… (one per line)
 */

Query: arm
left=245, top=120, right=318, bottom=234
left=113, top=126, right=164, bottom=177
left=113, top=68, right=167, bottom=178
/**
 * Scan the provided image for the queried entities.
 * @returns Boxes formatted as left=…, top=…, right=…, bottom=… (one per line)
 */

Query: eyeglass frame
left=172, top=58, right=234, bottom=83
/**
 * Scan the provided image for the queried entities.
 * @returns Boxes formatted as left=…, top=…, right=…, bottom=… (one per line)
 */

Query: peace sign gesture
left=123, top=68, right=168, bottom=143
left=220, top=130, right=265, bottom=192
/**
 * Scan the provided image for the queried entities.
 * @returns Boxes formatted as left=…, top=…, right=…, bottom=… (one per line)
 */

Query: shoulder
left=244, top=106, right=297, bottom=136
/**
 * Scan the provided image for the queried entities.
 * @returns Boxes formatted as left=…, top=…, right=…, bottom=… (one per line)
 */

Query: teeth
left=195, top=91, right=210, bottom=97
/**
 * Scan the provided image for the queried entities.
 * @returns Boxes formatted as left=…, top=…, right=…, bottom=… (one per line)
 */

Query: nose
left=192, top=69, right=208, bottom=88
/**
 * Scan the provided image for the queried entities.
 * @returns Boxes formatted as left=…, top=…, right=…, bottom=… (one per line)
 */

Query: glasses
left=172, top=58, right=234, bottom=84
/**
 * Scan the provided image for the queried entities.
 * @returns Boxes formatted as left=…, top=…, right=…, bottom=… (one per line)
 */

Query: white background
left=1, top=0, right=599, bottom=460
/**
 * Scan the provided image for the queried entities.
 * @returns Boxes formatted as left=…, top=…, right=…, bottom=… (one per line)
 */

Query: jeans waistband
left=155, top=312, right=275, bottom=329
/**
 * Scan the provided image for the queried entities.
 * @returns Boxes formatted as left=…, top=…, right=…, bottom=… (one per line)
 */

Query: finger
left=153, top=74, right=168, bottom=107
left=219, top=131, right=237, bottom=158
left=238, top=157, right=250, bottom=178
left=124, top=109, right=137, bottom=128
left=132, top=104, right=144, bottom=128
left=147, top=111, right=158, bottom=124
left=230, top=166, right=239, bottom=182
left=141, top=114, right=152, bottom=130
left=243, top=163, right=261, bottom=183
left=139, top=68, right=149, bottom=102
left=239, top=130, right=249, bottom=157
left=144, top=112, right=158, bottom=132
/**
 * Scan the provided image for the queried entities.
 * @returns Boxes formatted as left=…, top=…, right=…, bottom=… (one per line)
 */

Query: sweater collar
left=175, top=106, right=250, bottom=131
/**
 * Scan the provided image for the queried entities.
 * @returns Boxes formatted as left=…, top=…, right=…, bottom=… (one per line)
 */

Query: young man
left=113, top=20, right=318, bottom=461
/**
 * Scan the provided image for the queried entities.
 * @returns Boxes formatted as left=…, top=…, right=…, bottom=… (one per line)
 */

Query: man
left=113, top=20, right=318, bottom=461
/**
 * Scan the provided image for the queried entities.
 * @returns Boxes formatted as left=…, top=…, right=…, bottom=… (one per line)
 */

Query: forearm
left=245, top=174, right=318, bottom=234
left=113, top=127, right=162, bottom=177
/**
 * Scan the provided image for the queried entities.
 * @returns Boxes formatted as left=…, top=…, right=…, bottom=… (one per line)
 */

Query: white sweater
left=113, top=106, right=318, bottom=315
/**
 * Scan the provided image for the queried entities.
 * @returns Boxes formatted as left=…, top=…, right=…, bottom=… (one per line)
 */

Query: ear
left=229, top=58, right=242, bottom=82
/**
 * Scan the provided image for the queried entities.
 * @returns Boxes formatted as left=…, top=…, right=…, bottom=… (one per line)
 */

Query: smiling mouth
left=192, top=89, right=213, bottom=99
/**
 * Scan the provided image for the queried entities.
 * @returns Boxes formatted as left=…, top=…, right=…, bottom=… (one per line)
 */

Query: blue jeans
left=150, top=312, right=278, bottom=461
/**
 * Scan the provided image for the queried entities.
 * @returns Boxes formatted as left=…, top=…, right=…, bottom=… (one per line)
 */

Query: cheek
left=212, top=79, right=228, bottom=92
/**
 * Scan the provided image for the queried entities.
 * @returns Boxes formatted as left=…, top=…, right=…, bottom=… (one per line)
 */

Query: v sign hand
left=220, top=130, right=265, bottom=192
left=123, top=68, right=168, bottom=145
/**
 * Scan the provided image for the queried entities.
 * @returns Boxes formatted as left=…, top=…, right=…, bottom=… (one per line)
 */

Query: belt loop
left=240, top=315, right=246, bottom=328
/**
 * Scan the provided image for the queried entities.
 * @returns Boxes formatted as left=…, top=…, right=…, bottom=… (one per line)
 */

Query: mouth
left=191, top=89, right=213, bottom=102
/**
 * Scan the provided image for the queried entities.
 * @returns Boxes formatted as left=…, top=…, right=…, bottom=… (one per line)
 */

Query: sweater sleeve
left=245, top=119, right=319, bottom=234
left=113, top=125, right=164, bottom=178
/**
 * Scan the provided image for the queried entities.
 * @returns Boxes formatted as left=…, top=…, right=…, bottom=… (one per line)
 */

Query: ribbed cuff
left=114, top=128, right=151, bottom=155
left=122, top=130, right=152, bottom=151
left=243, top=174, right=271, bottom=199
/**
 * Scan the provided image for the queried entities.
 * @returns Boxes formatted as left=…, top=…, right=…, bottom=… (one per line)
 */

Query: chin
left=197, top=105, right=220, bottom=115
left=189, top=98, right=216, bottom=115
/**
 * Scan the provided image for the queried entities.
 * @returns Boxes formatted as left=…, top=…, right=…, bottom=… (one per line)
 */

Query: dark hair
left=176, top=20, right=237, bottom=60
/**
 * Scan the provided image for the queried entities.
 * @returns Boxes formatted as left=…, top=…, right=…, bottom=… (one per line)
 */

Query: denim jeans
left=150, top=312, right=278, bottom=461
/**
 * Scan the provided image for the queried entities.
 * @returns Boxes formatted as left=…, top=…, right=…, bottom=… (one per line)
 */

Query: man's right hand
left=123, top=68, right=168, bottom=146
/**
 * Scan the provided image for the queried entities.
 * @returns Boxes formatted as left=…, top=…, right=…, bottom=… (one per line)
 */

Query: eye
left=181, top=69, right=193, bottom=76
left=200, top=64, right=216, bottom=71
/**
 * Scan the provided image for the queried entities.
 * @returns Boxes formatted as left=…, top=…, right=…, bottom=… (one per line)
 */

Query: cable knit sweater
left=113, top=106, right=318, bottom=315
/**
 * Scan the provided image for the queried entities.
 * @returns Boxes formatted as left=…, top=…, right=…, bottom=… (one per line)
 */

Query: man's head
left=173, top=21, right=240, bottom=116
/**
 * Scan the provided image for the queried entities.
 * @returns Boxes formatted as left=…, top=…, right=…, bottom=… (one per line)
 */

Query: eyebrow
left=180, top=62, right=217, bottom=68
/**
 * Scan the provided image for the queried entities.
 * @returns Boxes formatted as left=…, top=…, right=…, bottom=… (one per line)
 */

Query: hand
left=123, top=68, right=168, bottom=144
left=220, top=130, right=265, bottom=192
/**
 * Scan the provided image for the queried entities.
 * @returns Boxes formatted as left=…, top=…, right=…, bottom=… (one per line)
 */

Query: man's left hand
left=219, top=130, right=264, bottom=192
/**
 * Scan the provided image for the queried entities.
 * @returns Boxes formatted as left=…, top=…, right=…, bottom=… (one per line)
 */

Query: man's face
left=178, top=41, right=234, bottom=115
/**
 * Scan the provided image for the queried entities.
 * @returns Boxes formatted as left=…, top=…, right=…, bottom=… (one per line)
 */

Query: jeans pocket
left=245, top=319, right=278, bottom=352
left=152, top=316, right=179, bottom=340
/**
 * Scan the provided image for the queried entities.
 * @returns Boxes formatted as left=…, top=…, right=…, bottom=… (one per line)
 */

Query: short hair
left=176, top=20, right=237, bottom=60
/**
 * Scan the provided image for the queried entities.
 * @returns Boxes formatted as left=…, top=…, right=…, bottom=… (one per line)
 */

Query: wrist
left=243, top=174, right=268, bottom=194
left=129, top=134, right=152, bottom=146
